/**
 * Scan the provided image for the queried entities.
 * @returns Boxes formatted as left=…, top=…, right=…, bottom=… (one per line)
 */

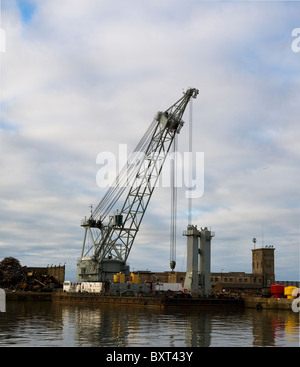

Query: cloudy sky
left=0, top=0, right=299, bottom=281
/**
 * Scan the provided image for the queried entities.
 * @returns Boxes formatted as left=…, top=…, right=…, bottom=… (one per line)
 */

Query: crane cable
left=170, top=133, right=177, bottom=271
left=170, top=96, right=193, bottom=271
left=92, top=119, right=157, bottom=221
left=188, top=97, right=193, bottom=225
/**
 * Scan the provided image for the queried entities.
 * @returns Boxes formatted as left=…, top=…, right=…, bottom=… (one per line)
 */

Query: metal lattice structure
left=77, top=88, right=199, bottom=281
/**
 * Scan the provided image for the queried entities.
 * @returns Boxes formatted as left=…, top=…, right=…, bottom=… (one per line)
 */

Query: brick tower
left=252, top=246, right=275, bottom=286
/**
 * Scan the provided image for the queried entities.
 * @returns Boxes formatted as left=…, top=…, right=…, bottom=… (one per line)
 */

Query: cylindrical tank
left=113, top=273, right=120, bottom=283
left=271, top=284, right=284, bottom=298
left=119, top=273, right=125, bottom=283
left=130, top=272, right=140, bottom=284
left=284, top=286, right=298, bottom=299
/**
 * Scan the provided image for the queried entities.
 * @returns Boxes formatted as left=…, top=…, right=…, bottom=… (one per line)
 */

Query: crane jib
left=77, top=88, right=199, bottom=282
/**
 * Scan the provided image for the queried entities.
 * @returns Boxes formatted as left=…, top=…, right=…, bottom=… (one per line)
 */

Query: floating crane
left=76, top=88, right=199, bottom=282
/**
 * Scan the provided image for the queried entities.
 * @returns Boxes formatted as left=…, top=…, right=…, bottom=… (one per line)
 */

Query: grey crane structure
left=76, top=88, right=199, bottom=282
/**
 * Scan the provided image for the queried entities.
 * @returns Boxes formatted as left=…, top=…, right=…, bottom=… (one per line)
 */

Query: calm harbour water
left=0, top=300, right=299, bottom=347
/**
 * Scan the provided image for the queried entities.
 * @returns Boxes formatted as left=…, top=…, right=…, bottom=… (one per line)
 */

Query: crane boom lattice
left=77, top=88, right=199, bottom=282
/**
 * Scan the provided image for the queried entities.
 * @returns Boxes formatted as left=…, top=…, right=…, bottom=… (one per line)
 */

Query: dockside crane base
left=77, top=88, right=199, bottom=282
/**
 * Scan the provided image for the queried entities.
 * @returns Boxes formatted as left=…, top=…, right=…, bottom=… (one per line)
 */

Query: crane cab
left=156, top=111, right=184, bottom=134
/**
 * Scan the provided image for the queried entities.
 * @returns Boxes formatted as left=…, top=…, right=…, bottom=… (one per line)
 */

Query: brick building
left=134, top=246, right=275, bottom=293
left=211, top=246, right=275, bottom=291
left=27, top=265, right=65, bottom=284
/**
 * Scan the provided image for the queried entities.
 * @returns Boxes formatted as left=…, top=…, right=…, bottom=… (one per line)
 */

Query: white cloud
left=0, top=0, right=299, bottom=281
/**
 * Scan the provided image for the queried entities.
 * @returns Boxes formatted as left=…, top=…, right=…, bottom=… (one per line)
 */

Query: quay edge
left=243, top=296, right=295, bottom=310
left=6, top=291, right=53, bottom=301
left=5, top=292, right=296, bottom=311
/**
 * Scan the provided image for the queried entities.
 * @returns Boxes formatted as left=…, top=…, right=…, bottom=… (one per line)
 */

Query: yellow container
left=113, top=273, right=120, bottom=283
left=130, top=272, right=140, bottom=284
left=284, top=286, right=298, bottom=299
left=119, top=273, right=125, bottom=283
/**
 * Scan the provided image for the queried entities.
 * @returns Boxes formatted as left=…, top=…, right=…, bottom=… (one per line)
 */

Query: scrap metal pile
left=0, top=257, right=61, bottom=292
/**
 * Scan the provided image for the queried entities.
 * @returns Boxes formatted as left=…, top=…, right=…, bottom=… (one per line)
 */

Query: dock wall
left=243, top=296, right=294, bottom=310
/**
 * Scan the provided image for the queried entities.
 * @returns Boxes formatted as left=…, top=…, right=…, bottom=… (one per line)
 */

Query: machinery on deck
left=77, top=88, right=199, bottom=282
left=183, top=225, right=214, bottom=296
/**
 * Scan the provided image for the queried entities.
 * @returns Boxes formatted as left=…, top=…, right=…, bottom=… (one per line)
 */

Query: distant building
left=134, top=246, right=277, bottom=293
left=27, top=265, right=65, bottom=284
left=252, top=246, right=275, bottom=286
left=211, top=246, right=276, bottom=292
left=135, top=270, right=185, bottom=284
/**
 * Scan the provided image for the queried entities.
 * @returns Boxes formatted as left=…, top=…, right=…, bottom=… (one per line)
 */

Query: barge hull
left=6, top=292, right=295, bottom=310
left=52, top=292, right=244, bottom=308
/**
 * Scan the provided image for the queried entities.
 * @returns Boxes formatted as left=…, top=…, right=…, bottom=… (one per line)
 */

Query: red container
left=271, top=284, right=284, bottom=298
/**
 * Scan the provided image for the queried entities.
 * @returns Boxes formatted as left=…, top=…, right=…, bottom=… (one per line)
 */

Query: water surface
left=0, top=301, right=298, bottom=347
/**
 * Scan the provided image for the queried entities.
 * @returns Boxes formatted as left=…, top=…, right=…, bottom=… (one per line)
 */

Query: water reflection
left=59, top=304, right=299, bottom=347
left=0, top=301, right=299, bottom=347
left=251, top=310, right=300, bottom=347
